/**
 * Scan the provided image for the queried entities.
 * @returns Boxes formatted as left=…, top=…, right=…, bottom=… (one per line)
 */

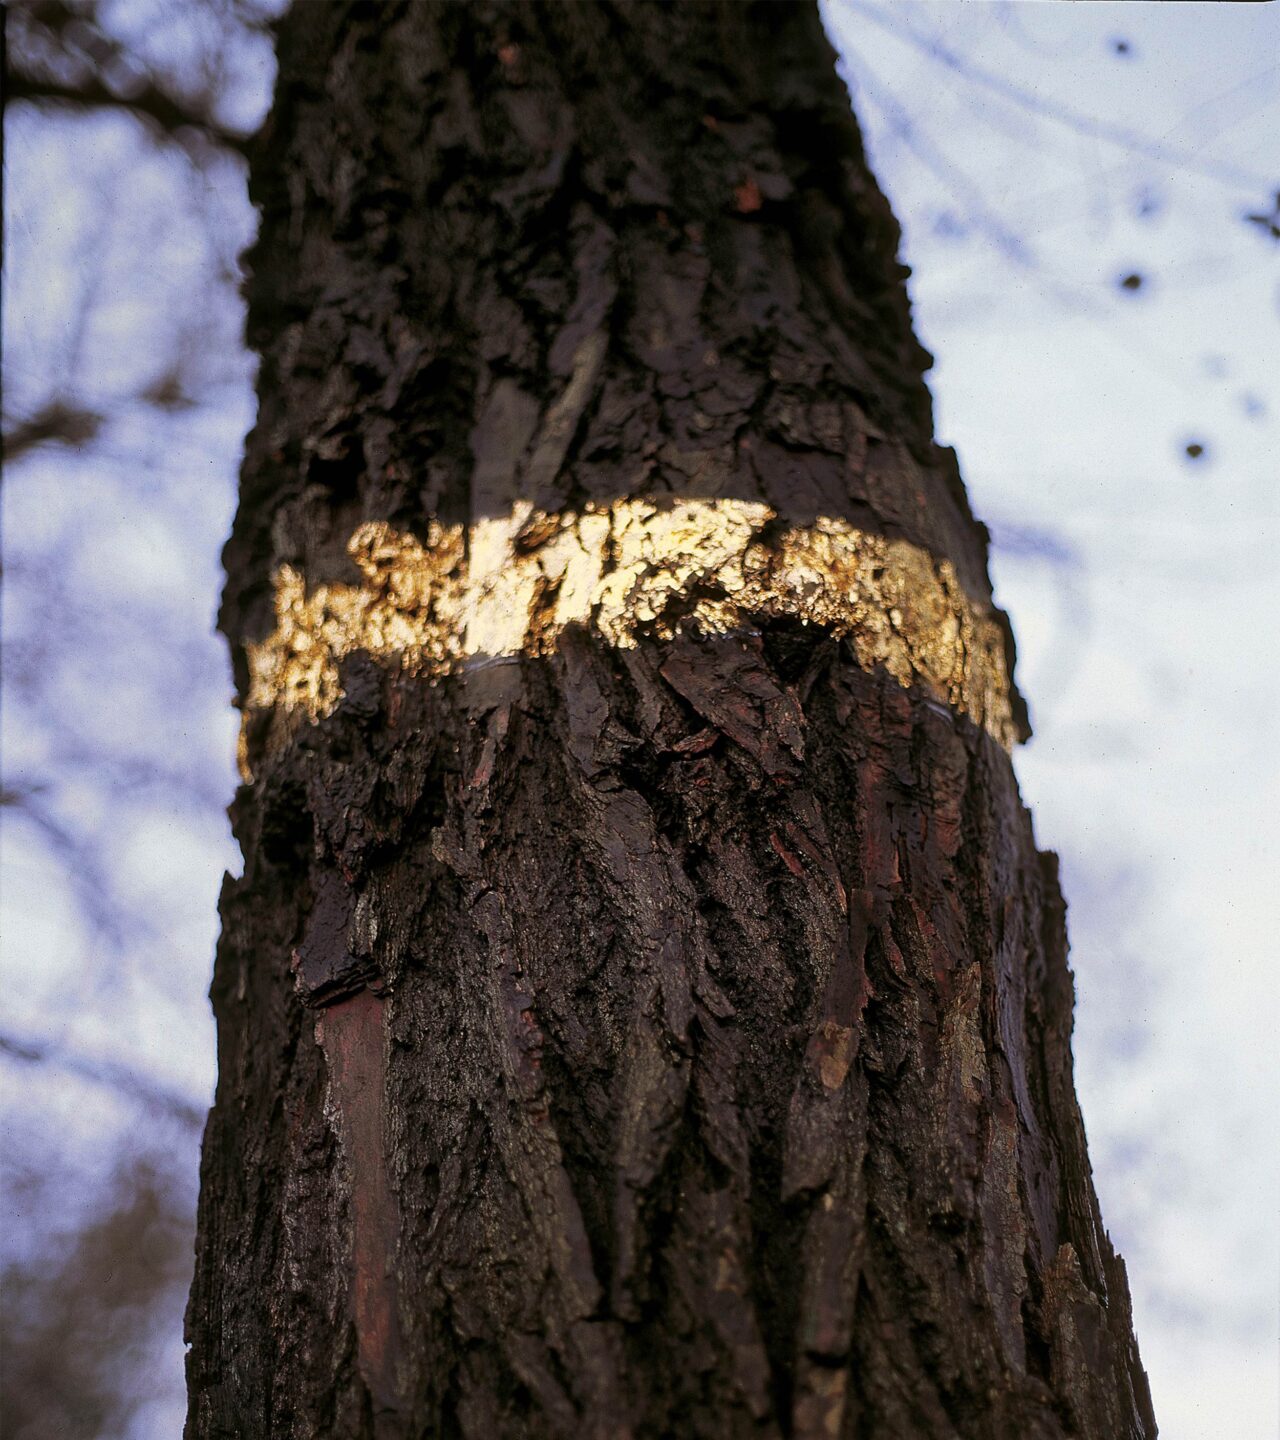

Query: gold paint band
left=245, top=498, right=1017, bottom=750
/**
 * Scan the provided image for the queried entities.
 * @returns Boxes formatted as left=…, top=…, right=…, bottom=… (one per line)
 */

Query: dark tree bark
left=187, top=4, right=1156, bottom=1437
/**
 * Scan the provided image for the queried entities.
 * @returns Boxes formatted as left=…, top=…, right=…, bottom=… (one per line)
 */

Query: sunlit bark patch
left=245, top=498, right=1018, bottom=752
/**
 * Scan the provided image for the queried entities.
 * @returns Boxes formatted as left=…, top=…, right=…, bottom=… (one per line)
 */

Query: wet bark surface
left=187, top=4, right=1156, bottom=1437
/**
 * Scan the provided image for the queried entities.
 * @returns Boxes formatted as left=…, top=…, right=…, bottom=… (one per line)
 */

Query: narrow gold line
left=244, top=498, right=1017, bottom=753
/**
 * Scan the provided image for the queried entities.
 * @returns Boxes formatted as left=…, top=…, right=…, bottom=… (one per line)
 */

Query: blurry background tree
left=1, top=2, right=1274, bottom=1436
left=2, top=2, right=277, bottom=1435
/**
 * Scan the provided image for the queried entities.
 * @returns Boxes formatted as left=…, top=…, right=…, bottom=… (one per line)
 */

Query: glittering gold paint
left=244, top=498, right=1017, bottom=754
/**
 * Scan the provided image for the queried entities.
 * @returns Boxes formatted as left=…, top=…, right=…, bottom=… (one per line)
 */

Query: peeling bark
left=187, top=4, right=1155, bottom=1437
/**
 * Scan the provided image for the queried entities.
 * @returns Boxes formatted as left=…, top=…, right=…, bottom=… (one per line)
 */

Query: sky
left=2, top=3, right=1277, bottom=1436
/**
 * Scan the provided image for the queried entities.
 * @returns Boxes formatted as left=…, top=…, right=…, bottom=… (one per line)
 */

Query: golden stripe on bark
left=245, top=498, right=1017, bottom=751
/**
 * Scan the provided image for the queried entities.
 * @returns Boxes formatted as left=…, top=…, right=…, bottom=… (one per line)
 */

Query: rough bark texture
left=187, top=4, right=1156, bottom=1438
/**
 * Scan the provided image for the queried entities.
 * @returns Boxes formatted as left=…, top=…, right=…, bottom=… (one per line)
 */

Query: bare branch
left=851, top=0, right=1275, bottom=193
left=0, top=1028, right=206, bottom=1129
left=2, top=399, right=104, bottom=463
left=4, top=64, right=250, bottom=152
left=4, top=0, right=253, bottom=153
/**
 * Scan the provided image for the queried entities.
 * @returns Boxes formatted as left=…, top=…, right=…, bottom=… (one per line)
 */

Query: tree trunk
left=187, top=4, right=1156, bottom=1437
